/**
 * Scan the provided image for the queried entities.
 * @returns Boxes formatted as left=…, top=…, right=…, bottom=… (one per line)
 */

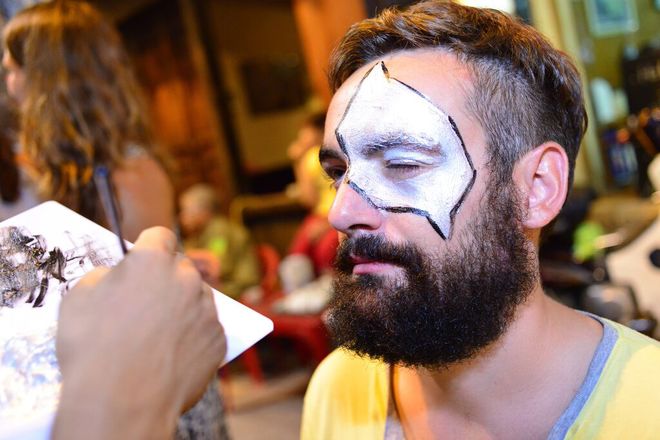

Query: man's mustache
left=334, top=235, right=424, bottom=273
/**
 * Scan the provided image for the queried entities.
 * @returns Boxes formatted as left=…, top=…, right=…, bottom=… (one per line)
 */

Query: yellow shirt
left=560, top=320, right=660, bottom=439
left=301, top=318, right=660, bottom=439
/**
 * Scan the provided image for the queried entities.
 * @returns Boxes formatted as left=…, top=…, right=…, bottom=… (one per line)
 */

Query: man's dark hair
left=328, top=0, right=588, bottom=187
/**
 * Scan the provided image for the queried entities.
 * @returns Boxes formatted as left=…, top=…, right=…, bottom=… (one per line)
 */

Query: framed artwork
left=585, top=0, right=639, bottom=37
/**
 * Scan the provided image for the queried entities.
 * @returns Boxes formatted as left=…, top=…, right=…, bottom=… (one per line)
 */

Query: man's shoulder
left=597, top=319, right=660, bottom=396
left=319, top=346, right=384, bottom=369
left=305, top=348, right=389, bottom=401
left=603, top=320, right=660, bottom=401
left=301, top=349, right=390, bottom=440
left=607, top=319, right=660, bottom=361
left=568, top=320, right=660, bottom=439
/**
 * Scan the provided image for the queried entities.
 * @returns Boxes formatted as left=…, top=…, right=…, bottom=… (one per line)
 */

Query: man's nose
left=328, top=179, right=382, bottom=235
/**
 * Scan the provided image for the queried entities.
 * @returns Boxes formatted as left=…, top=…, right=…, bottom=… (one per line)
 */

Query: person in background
left=272, top=114, right=339, bottom=314
left=0, top=101, right=18, bottom=209
left=282, top=113, right=339, bottom=290
left=180, top=183, right=260, bottom=299
left=288, top=112, right=328, bottom=213
left=2, top=0, right=173, bottom=242
left=2, top=2, right=229, bottom=438
left=302, top=1, right=660, bottom=438
left=0, top=96, right=38, bottom=220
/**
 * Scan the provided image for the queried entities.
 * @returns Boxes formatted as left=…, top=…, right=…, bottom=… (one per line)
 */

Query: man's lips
left=349, top=255, right=373, bottom=265
left=349, top=255, right=399, bottom=275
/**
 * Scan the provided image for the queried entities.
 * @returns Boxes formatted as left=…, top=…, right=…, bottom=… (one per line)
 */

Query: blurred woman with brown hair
left=0, top=101, right=41, bottom=220
left=2, top=2, right=229, bottom=438
left=2, top=0, right=174, bottom=241
left=0, top=98, right=21, bottom=215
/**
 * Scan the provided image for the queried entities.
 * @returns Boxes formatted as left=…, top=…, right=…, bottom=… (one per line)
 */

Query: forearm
left=53, top=375, right=178, bottom=440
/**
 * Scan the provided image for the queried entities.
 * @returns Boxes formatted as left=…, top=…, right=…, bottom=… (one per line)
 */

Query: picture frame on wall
left=585, top=0, right=639, bottom=37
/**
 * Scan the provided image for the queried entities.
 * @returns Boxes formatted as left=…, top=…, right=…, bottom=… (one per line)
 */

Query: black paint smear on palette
left=72, top=232, right=116, bottom=268
left=0, top=226, right=78, bottom=308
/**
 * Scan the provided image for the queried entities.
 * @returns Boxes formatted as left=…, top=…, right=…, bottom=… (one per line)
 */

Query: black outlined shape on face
left=335, top=61, right=476, bottom=240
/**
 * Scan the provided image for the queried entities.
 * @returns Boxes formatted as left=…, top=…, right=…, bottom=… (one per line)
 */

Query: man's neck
left=393, top=286, right=603, bottom=439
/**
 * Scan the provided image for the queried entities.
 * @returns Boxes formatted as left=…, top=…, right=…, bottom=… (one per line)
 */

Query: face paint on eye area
left=335, top=61, right=476, bottom=240
left=383, top=149, right=440, bottom=166
left=379, top=150, right=442, bottom=182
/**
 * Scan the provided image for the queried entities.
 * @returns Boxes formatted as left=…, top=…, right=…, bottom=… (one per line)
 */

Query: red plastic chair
left=257, top=243, right=283, bottom=301
left=237, top=244, right=331, bottom=382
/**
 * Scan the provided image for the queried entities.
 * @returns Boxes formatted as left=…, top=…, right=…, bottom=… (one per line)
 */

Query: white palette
left=0, top=201, right=273, bottom=439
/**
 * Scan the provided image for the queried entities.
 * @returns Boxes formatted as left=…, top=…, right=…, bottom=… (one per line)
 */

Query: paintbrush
left=93, top=165, right=128, bottom=255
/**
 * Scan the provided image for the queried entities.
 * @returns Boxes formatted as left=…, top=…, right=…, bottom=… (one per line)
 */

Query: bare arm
left=112, top=155, right=176, bottom=243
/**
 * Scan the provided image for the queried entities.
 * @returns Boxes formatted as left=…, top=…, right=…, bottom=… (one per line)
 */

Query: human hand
left=53, top=227, right=226, bottom=439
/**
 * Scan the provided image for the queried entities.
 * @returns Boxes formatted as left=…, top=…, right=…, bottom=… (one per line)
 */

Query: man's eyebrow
left=360, top=133, right=441, bottom=154
left=318, top=147, right=345, bottom=163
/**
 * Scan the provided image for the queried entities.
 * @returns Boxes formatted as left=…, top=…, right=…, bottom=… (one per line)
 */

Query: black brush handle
left=93, top=165, right=128, bottom=255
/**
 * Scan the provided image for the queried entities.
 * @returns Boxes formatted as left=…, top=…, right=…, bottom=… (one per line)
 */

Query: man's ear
left=513, top=142, right=569, bottom=229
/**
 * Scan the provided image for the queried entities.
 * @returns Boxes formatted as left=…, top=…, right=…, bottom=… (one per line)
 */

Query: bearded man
left=302, top=2, right=660, bottom=439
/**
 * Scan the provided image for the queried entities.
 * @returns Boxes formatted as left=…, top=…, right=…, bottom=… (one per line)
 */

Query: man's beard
left=327, top=183, right=538, bottom=368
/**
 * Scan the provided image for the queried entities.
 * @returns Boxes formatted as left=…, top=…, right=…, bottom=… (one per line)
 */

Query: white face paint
left=335, top=62, right=477, bottom=240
